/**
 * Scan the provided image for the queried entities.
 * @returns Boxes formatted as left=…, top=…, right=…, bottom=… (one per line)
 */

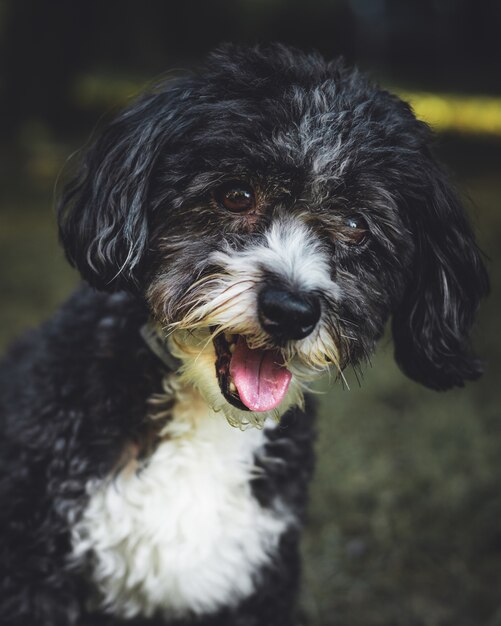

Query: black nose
left=258, top=286, right=321, bottom=341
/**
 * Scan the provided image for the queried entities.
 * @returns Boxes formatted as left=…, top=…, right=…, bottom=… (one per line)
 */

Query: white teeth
left=229, top=382, right=236, bottom=393
left=221, top=332, right=238, bottom=352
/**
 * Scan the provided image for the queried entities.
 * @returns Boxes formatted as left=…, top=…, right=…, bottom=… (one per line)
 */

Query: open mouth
left=213, top=332, right=292, bottom=413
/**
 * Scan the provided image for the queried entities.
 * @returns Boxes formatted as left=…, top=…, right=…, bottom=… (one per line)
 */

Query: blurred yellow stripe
left=397, top=90, right=501, bottom=137
left=73, top=75, right=501, bottom=138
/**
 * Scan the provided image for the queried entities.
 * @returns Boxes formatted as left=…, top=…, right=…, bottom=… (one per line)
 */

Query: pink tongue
left=229, top=336, right=292, bottom=412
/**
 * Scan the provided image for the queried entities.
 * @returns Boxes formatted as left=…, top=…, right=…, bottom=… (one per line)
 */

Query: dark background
left=1, top=1, right=500, bottom=625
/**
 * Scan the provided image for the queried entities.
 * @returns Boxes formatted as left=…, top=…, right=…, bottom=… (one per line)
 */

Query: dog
left=0, top=44, right=489, bottom=626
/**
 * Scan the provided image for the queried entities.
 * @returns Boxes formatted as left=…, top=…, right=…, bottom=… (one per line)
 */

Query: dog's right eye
left=215, top=183, right=256, bottom=213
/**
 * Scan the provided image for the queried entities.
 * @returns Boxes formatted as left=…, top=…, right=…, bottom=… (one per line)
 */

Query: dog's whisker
left=175, top=280, right=256, bottom=326
left=178, top=276, right=257, bottom=308
left=175, top=297, right=250, bottom=331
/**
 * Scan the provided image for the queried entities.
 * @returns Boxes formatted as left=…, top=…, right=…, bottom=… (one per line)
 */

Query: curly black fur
left=0, top=44, right=488, bottom=626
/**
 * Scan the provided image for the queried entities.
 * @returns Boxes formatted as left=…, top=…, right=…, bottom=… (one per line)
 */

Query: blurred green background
left=0, top=1, right=500, bottom=625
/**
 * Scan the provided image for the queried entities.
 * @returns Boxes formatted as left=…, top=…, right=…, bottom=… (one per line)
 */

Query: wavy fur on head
left=0, top=43, right=488, bottom=626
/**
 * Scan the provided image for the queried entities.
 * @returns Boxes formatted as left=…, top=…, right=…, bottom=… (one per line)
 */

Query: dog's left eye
left=342, top=216, right=369, bottom=245
left=215, top=183, right=256, bottom=213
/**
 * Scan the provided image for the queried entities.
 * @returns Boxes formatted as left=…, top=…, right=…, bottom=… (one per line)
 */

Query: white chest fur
left=70, top=384, right=290, bottom=619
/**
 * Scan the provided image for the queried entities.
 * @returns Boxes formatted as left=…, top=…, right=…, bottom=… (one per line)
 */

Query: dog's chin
left=166, top=329, right=305, bottom=428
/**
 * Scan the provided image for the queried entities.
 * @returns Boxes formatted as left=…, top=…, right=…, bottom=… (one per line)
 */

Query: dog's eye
left=343, top=216, right=369, bottom=245
left=215, top=183, right=255, bottom=213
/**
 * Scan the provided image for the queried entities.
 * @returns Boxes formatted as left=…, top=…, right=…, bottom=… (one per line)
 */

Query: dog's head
left=58, top=44, right=489, bottom=426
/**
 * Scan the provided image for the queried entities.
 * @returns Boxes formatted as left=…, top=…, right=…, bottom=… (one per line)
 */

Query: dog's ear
left=392, top=153, right=489, bottom=390
left=58, top=79, right=189, bottom=292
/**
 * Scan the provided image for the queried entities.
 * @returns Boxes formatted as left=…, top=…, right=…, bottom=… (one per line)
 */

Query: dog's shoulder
left=0, top=284, right=163, bottom=509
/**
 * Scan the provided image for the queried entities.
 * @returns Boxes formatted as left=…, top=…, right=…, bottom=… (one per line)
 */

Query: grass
left=0, top=135, right=500, bottom=626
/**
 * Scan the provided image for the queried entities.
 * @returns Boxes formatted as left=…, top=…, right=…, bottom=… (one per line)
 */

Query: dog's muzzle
left=210, top=285, right=321, bottom=414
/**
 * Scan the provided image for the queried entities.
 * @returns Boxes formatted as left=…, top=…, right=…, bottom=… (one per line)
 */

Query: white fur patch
left=70, top=381, right=291, bottom=619
left=211, top=216, right=339, bottom=297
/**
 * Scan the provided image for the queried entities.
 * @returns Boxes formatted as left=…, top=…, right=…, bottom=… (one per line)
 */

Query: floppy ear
left=392, top=155, right=489, bottom=390
left=58, top=79, right=190, bottom=292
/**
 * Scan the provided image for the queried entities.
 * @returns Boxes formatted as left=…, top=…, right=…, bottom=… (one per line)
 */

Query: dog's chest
left=70, top=386, right=288, bottom=619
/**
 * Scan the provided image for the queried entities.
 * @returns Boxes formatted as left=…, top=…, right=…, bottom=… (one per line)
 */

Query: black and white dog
left=0, top=44, right=489, bottom=626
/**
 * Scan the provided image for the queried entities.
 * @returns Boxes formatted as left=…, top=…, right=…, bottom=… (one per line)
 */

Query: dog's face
left=58, top=45, right=488, bottom=426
